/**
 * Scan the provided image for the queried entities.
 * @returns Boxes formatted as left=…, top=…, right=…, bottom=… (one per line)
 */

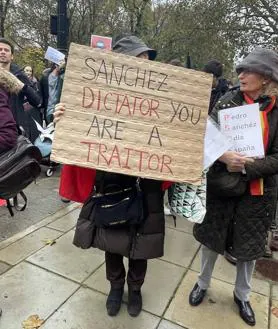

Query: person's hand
left=218, top=151, right=254, bottom=172
left=54, top=103, right=66, bottom=123
left=58, top=59, right=66, bottom=70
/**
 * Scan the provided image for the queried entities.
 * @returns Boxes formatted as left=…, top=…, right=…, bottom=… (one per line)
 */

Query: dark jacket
left=23, top=77, right=43, bottom=126
left=208, top=78, right=229, bottom=114
left=0, top=88, right=17, bottom=153
left=75, top=171, right=165, bottom=260
left=9, top=63, right=41, bottom=142
left=194, top=89, right=278, bottom=261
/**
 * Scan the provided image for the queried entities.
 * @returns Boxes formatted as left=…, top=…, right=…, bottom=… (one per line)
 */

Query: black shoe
left=106, top=287, right=124, bottom=316
left=127, top=289, right=142, bottom=317
left=0, top=307, right=2, bottom=317
left=234, top=293, right=256, bottom=326
left=60, top=197, right=71, bottom=203
left=189, top=283, right=206, bottom=306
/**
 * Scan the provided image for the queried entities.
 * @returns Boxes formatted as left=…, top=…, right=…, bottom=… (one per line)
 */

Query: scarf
left=243, top=93, right=276, bottom=195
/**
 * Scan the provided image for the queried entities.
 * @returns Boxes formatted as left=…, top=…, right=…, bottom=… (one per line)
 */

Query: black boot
left=106, top=287, right=124, bottom=316
left=189, top=283, right=206, bottom=306
left=234, top=293, right=256, bottom=326
left=127, top=288, right=142, bottom=317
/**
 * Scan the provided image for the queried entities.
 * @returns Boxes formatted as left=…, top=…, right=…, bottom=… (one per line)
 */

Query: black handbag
left=80, top=177, right=144, bottom=228
left=92, top=180, right=144, bottom=228
left=0, top=133, right=42, bottom=215
left=73, top=175, right=144, bottom=249
left=207, top=163, right=247, bottom=197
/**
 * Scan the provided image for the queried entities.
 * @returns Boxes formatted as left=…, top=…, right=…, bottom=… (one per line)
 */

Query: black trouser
left=105, top=252, right=147, bottom=290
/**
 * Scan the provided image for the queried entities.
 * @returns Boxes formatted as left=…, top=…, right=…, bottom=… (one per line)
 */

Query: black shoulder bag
left=90, top=177, right=144, bottom=228
left=73, top=175, right=145, bottom=249
left=207, top=163, right=247, bottom=198
left=0, top=133, right=42, bottom=216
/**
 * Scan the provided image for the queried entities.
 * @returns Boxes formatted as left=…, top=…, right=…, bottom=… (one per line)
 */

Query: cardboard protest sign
left=51, top=43, right=212, bottom=184
left=219, top=103, right=264, bottom=158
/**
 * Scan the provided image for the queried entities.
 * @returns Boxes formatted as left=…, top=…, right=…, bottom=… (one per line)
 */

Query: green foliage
left=2, top=0, right=278, bottom=79
left=14, top=47, right=45, bottom=78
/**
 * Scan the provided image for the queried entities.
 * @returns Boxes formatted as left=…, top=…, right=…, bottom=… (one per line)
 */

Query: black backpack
left=0, top=134, right=42, bottom=216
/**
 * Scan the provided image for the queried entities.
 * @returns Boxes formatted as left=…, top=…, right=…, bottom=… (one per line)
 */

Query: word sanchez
left=82, top=58, right=168, bottom=92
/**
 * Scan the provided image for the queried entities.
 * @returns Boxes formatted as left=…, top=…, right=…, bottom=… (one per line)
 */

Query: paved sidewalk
left=0, top=204, right=277, bottom=329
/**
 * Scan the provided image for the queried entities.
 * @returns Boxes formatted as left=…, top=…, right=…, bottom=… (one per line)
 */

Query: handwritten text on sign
left=51, top=43, right=212, bottom=183
left=219, top=103, right=264, bottom=158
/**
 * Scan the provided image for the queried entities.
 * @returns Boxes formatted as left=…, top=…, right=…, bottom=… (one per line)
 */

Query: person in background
left=23, top=65, right=43, bottom=125
left=23, top=65, right=40, bottom=90
left=0, top=38, right=41, bottom=143
left=0, top=70, right=18, bottom=152
left=54, top=35, right=167, bottom=318
left=40, top=61, right=65, bottom=124
left=189, top=48, right=278, bottom=327
left=204, top=58, right=237, bottom=265
left=204, top=59, right=229, bottom=114
left=0, top=67, right=21, bottom=318
left=22, top=64, right=52, bottom=158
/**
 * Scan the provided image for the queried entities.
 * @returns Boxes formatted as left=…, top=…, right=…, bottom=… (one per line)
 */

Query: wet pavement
left=0, top=207, right=277, bottom=329
left=0, top=167, right=70, bottom=242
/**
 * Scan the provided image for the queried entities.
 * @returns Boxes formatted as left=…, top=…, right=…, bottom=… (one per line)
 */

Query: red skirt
left=59, top=165, right=96, bottom=203
left=59, top=165, right=172, bottom=203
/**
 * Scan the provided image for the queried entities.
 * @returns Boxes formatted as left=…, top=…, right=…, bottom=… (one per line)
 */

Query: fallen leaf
left=272, top=307, right=278, bottom=318
left=42, top=239, right=56, bottom=246
left=208, top=298, right=216, bottom=304
left=22, top=315, right=44, bottom=329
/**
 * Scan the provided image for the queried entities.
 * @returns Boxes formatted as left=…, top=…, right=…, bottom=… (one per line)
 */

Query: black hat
left=204, top=59, right=223, bottom=78
left=236, top=48, right=278, bottom=83
left=113, top=35, right=157, bottom=60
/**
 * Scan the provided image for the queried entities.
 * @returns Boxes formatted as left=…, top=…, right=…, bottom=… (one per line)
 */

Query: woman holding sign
left=54, top=36, right=168, bottom=318
left=189, top=48, right=278, bottom=326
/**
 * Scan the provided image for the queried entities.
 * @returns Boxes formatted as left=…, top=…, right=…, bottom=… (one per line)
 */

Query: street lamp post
left=57, top=0, right=69, bottom=53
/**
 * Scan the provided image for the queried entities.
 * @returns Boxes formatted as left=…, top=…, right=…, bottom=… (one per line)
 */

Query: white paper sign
left=203, top=118, right=232, bottom=169
left=219, top=103, right=264, bottom=158
left=45, top=46, right=65, bottom=65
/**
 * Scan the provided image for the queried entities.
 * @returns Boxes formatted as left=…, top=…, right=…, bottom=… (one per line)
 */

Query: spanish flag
left=244, top=94, right=276, bottom=195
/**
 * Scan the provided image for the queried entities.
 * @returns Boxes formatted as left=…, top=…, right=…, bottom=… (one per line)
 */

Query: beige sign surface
left=51, top=43, right=212, bottom=184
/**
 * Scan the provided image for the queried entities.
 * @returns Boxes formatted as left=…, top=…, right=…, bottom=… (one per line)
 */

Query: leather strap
left=14, top=191, right=27, bottom=212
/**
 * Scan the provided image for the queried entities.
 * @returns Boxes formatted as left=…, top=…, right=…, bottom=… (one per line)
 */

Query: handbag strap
left=136, top=177, right=141, bottom=192
left=5, top=191, right=27, bottom=217
left=95, top=171, right=106, bottom=194
left=14, top=191, right=28, bottom=212
left=6, top=199, right=14, bottom=217
left=95, top=171, right=141, bottom=195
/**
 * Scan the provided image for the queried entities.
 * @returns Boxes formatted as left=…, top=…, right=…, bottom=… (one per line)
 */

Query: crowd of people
left=1, top=35, right=278, bottom=327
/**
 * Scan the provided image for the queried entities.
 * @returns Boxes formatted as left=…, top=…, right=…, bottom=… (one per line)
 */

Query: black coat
left=194, top=90, right=278, bottom=261
left=208, top=78, right=229, bottom=114
left=9, top=64, right=42, bottom=142
left=74, top=171, right=165, bottom=260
